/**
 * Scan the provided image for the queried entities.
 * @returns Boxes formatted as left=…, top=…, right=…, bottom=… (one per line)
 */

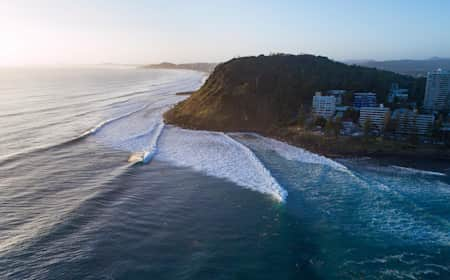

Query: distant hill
left=142, top=62, right=217, bottom=73
left=352, top=58, right=450, bottom=77
left=164, top=54, right=425, bottom=132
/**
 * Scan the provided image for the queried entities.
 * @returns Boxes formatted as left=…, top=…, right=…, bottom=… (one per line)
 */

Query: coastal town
left=310, top=69, right=450, bottom=145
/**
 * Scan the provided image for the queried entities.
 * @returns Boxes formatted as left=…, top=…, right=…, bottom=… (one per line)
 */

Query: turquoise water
left=0, top=67, right=449, bottom=279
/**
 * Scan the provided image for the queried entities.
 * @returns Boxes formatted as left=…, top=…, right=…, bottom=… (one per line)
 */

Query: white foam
left=80, top=103, right=150, bottom=138
left=80, top=70, right=206, bottom=139
left=156, top=127, right=287, bottom=202
left=142, top=122, right=165, bottom=163
left=231, top=133, right=349, bottom=172
left=127, top=122, right=165, bottom=164
left=391, top=165, right=446, bottom=177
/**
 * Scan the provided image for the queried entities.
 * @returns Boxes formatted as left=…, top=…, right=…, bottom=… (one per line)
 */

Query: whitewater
left=1, top=67, right=449, bottom=280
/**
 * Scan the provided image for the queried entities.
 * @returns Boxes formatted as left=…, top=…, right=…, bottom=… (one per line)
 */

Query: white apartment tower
left=312, top=92, right=336, bottom=118
left=392, top=109, right=435, bottom=135
left=359, top=104, right=390, bottom=131
left=423, top=69, right=450, bottom=111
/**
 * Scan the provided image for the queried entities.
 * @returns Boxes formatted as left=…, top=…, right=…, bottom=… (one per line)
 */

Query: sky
left=1, top=0, right=449, bottom=66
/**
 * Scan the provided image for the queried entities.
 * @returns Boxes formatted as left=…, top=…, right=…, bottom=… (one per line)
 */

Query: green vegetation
left=274, top=126, right=450, bottom=159
left=324, top=117, right=342, bottom=139
left=164, top=54, right=448, bottom=159
left=363, top=118, right=372, bottom=140
left=384, top=113, right=398, bottom=134
left=165, top=54, right=425, bottom=132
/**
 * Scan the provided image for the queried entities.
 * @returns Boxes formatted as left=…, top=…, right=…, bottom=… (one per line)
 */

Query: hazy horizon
left=1, top=0, right=450, bottom=66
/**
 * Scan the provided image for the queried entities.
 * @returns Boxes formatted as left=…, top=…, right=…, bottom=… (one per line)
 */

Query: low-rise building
left=312, top=92, right=336, bottom=118
left=327, top=90, right=346, bottom=105
left=392, top=109, right=435, bottom=135
left=353, top=92, right=377, bottom=109
left=441, top=122, right=450, bottom=143
left=388, top=83, right=409, bottom=103
left=441, top=122, right=450, bottom=133
left=359, top=104, right=390, bottom=131
left=334, top=106, right=350, bottom=118
left=341, top=121, right=358, bottom=135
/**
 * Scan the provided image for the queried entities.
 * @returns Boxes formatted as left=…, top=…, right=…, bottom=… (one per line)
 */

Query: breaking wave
left=80, top=104, right=151, bottom=137
left=128, top=123, right=165, bottom=164
left=230, top=133, right=349, bottom=172
left=156, top=127, right=287, bottom=202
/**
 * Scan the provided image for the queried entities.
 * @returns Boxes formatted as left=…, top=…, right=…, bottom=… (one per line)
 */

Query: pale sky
left=1, top=0, right=450, bottom=66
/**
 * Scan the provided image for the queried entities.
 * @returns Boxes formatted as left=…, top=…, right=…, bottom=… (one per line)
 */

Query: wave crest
left=156, top=127, right=287, bottom=202
left=231, top=133, right=349, bottom=172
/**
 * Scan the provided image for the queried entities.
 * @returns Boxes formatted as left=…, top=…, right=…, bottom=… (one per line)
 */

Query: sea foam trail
left=391, top=165, right=446, bottom=177
left=80, top=103, right=151, bottom=137
left=0, top=104, right=160, bottom=167
left=156, top=127, right=287, bottom=202
left=231, top=133, right=349, bottom=173
left=128, top=122, right=165, bottom=164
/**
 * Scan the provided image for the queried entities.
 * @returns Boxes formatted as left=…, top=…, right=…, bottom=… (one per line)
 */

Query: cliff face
left=164, top=54, right=424, bottom=132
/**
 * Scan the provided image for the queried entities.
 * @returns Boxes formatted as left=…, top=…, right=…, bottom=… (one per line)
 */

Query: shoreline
left=163, top=112, right=450, bottom=163
left=163, top=120, right=450, bottom=175
left=164, top=90, right=450, bottom=164
left=264, top=128, right=450, bottom=161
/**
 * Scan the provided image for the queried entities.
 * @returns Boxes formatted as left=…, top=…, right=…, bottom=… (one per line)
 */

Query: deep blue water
left=0, top=67, right=449, bottom=279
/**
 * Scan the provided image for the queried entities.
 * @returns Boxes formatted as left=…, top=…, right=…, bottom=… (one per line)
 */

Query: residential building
left=423, top=69, right=450, bottom=111
left=335, top=106, right=350, bottom=119
left=327, top=90, right=346, bottom=105
left=440, top=122, right=450, bottom=133
left=392, top=109, right=435, bottom=135
left=353, top=92, right=377, bottom=109
left=388, top=83, right=408, bottom=103
left=312, top=92, right=336, bottom=118
left=341, top=121, right=358, bottom=135
left=359, top=104, right=390, bottom=131
left=441, top=122, right=450, bottom=142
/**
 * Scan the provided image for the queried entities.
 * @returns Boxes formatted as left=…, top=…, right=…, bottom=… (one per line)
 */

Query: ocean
left=0, top=67, right=449, bottom=279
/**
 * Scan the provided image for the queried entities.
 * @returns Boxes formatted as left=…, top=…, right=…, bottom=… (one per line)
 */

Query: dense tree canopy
left=165, top=54, right=425, bottom=132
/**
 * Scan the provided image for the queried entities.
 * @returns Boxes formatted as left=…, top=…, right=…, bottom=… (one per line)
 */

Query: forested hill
left=164, top=54, right=425, bottom=132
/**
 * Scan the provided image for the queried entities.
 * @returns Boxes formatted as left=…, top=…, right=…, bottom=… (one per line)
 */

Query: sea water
left=0, top=66, right=449, bottom=279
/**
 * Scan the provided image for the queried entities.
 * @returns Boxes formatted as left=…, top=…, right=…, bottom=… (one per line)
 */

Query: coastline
left=163, top=105, right=450, bottom=163
left=163, top=52, right=449, bottom=164
left=264, top=127, right=450, bottom=161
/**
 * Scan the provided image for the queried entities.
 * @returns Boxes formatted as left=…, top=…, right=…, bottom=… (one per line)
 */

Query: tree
left=306, top=118, right=315, bottom=131
left=363, top=118, right=372, bottom=140
left=384, top=112, right=398, bottom=134
left=408, top=116, right=419, bottom=145
left=314, top=116, right=327, bottom=128
left=432, top=114, right=443, bottom=140
left=342, top=92, right=354, bottom=106
left=343, top=108, right=359, bottom=123
left=297, top=107, right=308, bottom=127
left=324, top=118, right=334, bottom=136
left=383, top=112, right=391, bottom=134
left=333, top=117, right=343, bottom=138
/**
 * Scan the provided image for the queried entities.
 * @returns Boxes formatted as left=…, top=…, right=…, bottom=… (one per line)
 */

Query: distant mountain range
left=348, top=58, right=450, bottom=77
left=141, top=62, right=217, bottom=73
